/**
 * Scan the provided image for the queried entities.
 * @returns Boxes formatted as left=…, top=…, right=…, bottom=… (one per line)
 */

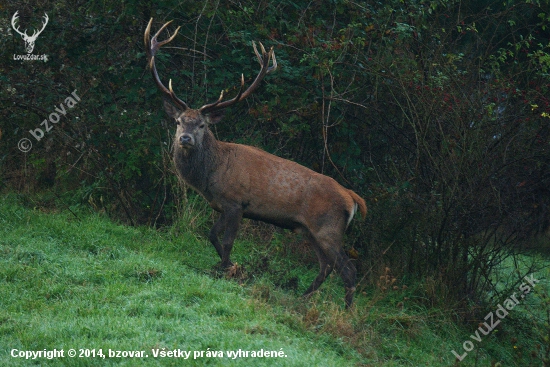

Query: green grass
left=0, top=194, right=362, bottom=366
left=0, top=193, right=548, bottom=366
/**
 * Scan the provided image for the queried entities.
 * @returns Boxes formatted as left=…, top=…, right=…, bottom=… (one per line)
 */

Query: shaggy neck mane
left=173, top=129, right=220, bottom=196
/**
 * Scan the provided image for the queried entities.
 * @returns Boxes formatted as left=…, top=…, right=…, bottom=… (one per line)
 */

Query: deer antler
left=144, top=18, right=189, bottom=111
left=199, top=41, right=277, bottom=114
left=144, top=18, right=277, bottom=113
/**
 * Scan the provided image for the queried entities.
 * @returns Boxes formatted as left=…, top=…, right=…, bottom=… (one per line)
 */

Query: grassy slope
left=0, top=194, right=547, bottom=366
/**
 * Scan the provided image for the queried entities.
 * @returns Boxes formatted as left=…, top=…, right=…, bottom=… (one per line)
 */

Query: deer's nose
left=179, top=134, right=194, bottom=146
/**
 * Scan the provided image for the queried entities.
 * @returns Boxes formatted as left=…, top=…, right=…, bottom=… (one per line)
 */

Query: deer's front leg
left=219, top=206, right=243, bottom=268
left=208, top=212, right=226, bottom=261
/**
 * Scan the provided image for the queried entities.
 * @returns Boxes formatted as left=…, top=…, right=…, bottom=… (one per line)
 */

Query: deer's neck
left=173, top=129, right=220, bottom=198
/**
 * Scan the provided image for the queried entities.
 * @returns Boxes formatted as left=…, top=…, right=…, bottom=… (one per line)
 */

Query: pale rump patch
left=347, top=202, right=358, bottom=228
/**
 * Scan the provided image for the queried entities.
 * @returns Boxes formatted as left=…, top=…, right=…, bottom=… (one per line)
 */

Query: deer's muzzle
left=179, top=134, right=194, bottom=147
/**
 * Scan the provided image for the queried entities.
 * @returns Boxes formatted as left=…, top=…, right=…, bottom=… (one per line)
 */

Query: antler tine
left=200, top=74, right=245, bottom=113
left=268, top=47, right=277, bottom=73
left=199, top=90, right=225, bottom=112
left=144, top=18, right=153, bottom=53
left=233, top=74, right=245, bottom=102
left=145, top=19, right=180, bottom=66
left=144, top=18, right=188, bottom=110
left=253, top=42, right=277, bottom=74
left=199, top=42, right=277, bottom=114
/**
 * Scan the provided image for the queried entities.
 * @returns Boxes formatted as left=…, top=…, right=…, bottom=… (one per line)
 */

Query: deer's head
left=163, top=102, right=224, bottom=151
left=144, top=19, right=277, bottom=151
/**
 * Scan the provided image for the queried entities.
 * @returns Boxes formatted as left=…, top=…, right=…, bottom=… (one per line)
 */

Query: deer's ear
left=205, top=110, right=225, bottom=125
left=163, top=101, right=181, bottom=119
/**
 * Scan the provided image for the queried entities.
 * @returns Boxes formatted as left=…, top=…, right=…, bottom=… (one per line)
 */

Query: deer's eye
left=199, top=124, right=205, bottom=129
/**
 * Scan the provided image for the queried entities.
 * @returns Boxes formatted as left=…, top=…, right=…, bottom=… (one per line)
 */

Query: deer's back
left=209, top=142, right=355, bottom=231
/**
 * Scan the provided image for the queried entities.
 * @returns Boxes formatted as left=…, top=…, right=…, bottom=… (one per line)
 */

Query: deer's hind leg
left=304, top=227, right=357, bottom=308
left=303, top=242, right=334, bottom=298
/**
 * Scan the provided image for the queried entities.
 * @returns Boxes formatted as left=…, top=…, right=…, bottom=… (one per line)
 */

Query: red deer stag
left=144, top=19, right=366, bottom=308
